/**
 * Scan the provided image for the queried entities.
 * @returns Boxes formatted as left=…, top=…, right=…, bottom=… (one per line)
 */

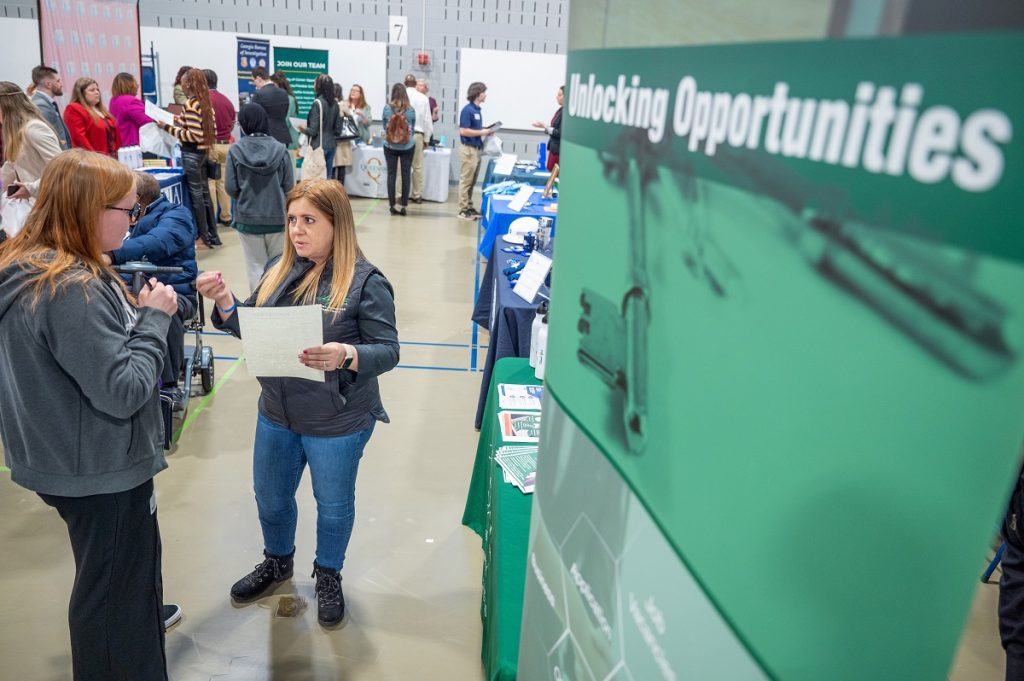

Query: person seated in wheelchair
left=103, top=171, right=198, bottom=401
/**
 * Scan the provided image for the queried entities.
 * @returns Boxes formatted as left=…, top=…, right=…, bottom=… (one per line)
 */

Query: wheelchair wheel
left=200, top=346, right=215, bottom=394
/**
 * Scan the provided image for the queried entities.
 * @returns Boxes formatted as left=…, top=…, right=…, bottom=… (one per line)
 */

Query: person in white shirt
left=403, top=74, right=433, bottom=203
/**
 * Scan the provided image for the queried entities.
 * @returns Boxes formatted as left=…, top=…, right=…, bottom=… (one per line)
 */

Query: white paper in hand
left=144, top=100, right=177, bottom=128
left=237, top=305, right=325, bottom=381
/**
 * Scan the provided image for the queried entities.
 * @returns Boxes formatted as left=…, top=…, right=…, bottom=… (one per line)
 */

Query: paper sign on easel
left=513, top=251, right=553, bottom=303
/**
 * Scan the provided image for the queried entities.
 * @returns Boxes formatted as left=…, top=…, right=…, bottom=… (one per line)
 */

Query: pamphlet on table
left=498, top=384, right=544, bottom=410
left=498, top=410, right=542, bottom=442
left=496, top=445, right=537, bottom=494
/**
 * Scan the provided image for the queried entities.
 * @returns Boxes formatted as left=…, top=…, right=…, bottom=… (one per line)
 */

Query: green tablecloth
left=462, top=358, right=537, bottom=681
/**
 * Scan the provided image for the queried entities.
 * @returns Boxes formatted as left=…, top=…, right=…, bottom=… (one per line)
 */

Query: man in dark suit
left=249, top=67, right=291, bottom=146
left=30, top=64, right=72, bottom=151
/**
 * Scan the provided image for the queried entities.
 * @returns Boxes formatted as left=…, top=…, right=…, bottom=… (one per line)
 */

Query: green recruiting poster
left=519, top=31, right=1024, bottom=681
left=273, top=46, right=328, bottom=115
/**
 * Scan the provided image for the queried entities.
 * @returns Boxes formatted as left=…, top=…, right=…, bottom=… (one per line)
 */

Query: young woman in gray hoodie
left=225, top=102, right=296, bottom=291
left=0, top=150, right=180, bottom=679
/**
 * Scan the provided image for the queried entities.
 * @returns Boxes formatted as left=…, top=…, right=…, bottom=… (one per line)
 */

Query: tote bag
left=301, top=100, right=328, bottom=180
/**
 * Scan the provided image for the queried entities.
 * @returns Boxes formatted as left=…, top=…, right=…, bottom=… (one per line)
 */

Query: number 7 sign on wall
left=388, top=16, right=408, bottom=46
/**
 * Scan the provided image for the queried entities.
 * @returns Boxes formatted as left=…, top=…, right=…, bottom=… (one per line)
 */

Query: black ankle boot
left=389, top=205, right=399, bottom=216
left=312, top=563, right=344, bottom=626
left=230, top=550, right=294, bottom=603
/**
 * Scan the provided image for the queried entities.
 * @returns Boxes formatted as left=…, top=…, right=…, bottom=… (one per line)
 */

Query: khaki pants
left=458, top=144, right=482, bottom=212
left=396, top=132, right=426, bottom=200
left=207, top=142, right=232, bottom=222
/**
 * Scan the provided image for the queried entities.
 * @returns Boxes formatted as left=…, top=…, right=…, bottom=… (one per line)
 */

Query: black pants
left=181, top=149, right=217, bottom=243
left=38, top=479, right=167, bottom=681
left=163, top=295, right=196, bottom=387
left=1003, top=534, right=1024, bottom=680
left=334, top=165, right=347, bottom=184
left=384, top=146, right=413, bottom=207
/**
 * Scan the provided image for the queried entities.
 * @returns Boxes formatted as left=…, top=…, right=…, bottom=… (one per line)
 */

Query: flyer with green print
left=519, top=30, right=1024, bottom=681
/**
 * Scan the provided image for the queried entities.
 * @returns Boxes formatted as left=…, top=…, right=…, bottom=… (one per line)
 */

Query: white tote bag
left=1, top=195, right=34, bottom=237
left=300, top=101, right=328, bottom=180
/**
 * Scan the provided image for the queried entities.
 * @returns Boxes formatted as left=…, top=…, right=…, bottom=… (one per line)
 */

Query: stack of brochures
left=495, top=384, right=543, bottom=494
left=496, top=445, right=538, bottom=494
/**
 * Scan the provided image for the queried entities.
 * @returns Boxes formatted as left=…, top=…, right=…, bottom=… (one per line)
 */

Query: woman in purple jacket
left=108, top=72, right=153, bottom=149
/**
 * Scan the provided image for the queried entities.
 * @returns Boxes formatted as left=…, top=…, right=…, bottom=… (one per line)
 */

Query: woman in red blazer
left=64, top=78, right=121, bottom=156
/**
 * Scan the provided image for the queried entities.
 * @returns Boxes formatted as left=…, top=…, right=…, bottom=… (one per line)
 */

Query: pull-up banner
left=236, top=37, right=269, bottom=99
left=520, top=31, right=1024, bottom=681
left=273, top=46, right=328, bottom=116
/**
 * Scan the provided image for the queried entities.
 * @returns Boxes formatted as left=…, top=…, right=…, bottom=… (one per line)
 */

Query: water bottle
left=537, top=142, right=547, bottom=169
left=529, top=302, right=548, bottom=368
left=534, top=309, right=549, bottom=380
left=171, top=143, right=182, bottom=168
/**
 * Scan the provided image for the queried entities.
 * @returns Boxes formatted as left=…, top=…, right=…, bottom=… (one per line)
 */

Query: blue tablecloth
left=477, top=192, right=558, bottom=257
left=143, top=168, right=191, bottom=212
left=472, top=238, right=552, bottom=428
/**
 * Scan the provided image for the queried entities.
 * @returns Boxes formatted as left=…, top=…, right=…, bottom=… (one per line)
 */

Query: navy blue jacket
left=109, top=196, right=198, bottom=297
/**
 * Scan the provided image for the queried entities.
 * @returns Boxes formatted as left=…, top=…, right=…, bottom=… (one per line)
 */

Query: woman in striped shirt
left=159, top=68, right=221, bottom=247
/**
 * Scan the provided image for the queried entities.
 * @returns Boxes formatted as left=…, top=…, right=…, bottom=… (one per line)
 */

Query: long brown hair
left=347, top=84, right=367, bottom=110
left=69, top=77, right=113, bottom=121
left=0, top=81, right=46, bottom=161
left=389, top=82, right=410, bottom=112
left=181, top=68, right=215, bottom=146
left=255, top=180, right=360, bottom=311
left=0, top=150, right=135, bottom=305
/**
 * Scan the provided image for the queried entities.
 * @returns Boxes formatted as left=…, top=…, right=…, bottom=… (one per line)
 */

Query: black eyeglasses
left=106, top=202, right=143, bottom=222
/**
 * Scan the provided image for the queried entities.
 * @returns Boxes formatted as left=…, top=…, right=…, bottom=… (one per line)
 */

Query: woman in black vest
left=532, top=85, right=563, bottom=170
left=197, top=179, right=399, bottom=627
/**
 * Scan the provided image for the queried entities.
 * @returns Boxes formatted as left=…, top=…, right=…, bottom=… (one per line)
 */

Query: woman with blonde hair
left=0, top=81, right=62, bottom=201
left=109, top=71, right=154, bottom=150
left=158, top=67, right=220, bottom=247
left=64, top=77, right=121, bottom=156
left=197, top=179, right=399, bottom=627
left=0, top=149, right=178, bottom=679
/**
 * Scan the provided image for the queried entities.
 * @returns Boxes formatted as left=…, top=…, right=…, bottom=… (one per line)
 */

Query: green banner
left=521, top=31, right=1024, bottom=681
left=273, top=46, right=328, bottom=116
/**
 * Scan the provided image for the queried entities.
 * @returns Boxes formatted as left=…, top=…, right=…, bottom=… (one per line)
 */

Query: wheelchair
left=114, top=262, right=215, bottom=448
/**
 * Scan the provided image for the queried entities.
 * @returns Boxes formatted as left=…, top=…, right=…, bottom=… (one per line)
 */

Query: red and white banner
left=38, top=0, right=141, bottom=99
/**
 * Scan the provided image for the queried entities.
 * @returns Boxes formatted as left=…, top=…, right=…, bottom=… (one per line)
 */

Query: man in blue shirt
left=457, top=82, right=492, bottom=220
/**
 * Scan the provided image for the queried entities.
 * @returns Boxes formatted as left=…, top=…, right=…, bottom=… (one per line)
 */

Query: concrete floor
left=0, top=190, right=1010, bottom=679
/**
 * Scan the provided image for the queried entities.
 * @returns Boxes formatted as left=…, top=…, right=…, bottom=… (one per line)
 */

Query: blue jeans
left=253, top=412, right=375, bottom=570
left=324, top=146, right=335, bottom=175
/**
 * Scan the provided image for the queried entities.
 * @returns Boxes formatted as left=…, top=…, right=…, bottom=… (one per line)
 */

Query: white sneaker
left=163, top=603, right=182, bottom=630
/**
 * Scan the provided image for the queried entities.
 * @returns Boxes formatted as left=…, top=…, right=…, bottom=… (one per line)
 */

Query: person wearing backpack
left=380, top=83, right=416, bottom=216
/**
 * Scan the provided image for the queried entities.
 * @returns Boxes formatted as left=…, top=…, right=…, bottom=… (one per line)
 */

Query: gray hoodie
left=225, top=134, right=296, bottom=233
left=0, top=260, right=170, bottom=496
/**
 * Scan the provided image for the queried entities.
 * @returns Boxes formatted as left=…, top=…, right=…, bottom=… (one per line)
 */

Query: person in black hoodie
left=196, top=178, right=399, bottom=628
left=226, top=103, right=296, bottom=291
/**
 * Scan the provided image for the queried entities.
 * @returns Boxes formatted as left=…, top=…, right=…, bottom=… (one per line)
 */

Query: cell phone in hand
left=6, top=184, right=20, bottom=197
